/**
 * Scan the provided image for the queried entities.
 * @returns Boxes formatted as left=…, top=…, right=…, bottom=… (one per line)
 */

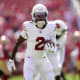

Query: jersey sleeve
left=20, top=22, right=28, bottom=39
left=54, top=20, right=67, bottom=47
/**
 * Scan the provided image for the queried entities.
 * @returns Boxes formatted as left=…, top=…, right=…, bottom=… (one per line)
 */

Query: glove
left=7, top=59, right=16, bottom=72
left=45, top=42, right=56, bottom=53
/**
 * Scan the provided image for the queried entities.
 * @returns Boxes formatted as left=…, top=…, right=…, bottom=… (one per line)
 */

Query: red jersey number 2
left=35, top=37, right=45, bottom=50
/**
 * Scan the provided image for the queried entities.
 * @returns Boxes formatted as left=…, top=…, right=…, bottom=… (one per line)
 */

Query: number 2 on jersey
left=35, top=37, right=45, bottom=50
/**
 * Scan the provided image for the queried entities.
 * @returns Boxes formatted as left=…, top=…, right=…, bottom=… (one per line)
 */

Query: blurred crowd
left=0, top=0, right=80, bottom=80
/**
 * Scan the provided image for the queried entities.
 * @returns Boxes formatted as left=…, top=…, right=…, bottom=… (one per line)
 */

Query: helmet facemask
left=34, top=12, right=47, bottom=28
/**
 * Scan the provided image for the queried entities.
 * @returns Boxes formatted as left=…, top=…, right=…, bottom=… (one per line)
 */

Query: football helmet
left=32, top=4, right=48, bottom=28
left=54, top=20, right=67, bottom=39
left=1, top=35, right=8, bottom=44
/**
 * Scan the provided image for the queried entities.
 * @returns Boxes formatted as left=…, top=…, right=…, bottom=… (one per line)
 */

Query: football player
left=0, top=35, right=10, bottom=80
left=7, top=4, right=57, bottom=80
left=45, top=20, right=67, bottom=80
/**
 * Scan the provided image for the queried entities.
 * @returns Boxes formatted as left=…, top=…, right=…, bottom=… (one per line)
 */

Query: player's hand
left=7, top=59, right=16, bottom=72
left=45, top=42, right=55, bottom=53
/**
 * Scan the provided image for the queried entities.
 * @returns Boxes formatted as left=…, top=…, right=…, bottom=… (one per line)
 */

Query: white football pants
left=23, top=56, right=55, bottom=80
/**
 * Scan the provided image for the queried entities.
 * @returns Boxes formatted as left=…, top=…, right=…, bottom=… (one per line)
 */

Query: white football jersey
left=21, top=21, right=56, bottom=58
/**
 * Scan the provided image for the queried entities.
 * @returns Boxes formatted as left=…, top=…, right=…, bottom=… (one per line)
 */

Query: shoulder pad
left=23, top=21, right=32, bottom=26
left=22, top=21, right=32, bottom=30
left=53, top=20, right=67, bottom=30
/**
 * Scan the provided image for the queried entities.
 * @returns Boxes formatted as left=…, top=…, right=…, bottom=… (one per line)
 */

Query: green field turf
left=8, top=73, right=80, bottom=80
left=65, top=73, right=80, bottom=80
left=8, top=75, right=24, bottom=80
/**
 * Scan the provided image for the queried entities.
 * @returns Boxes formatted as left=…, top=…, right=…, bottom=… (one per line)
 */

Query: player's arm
left=11, top=22, right=28, bottom=59
left=7, top=22, right=28, bottom=72
left=7, top=36, right=26, bottom=72
left=56, top=20, right=67, bottom=46
left=10, top=36, right=26, bottom=59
